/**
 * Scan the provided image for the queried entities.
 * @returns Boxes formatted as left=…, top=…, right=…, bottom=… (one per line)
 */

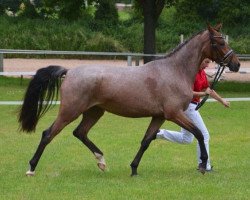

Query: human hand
left=205, top=88, right=212, bottom=95
left=223, top=100, right=230, bottom=108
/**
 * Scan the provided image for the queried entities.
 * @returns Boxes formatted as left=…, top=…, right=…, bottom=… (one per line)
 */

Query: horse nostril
left=238, top=63, right=241, bottom=68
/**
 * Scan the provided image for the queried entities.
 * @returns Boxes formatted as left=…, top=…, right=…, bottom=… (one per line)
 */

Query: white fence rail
left=0, top=49, right=166, bottom=72
left=0, top=49, right=249, bottom=72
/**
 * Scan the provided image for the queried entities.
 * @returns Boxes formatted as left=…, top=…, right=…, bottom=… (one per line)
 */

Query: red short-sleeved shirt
left=192, top=69, right=209, bottom=103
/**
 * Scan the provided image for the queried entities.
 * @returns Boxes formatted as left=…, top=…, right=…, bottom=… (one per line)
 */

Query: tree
left=136, top=0, right=176, bottom=63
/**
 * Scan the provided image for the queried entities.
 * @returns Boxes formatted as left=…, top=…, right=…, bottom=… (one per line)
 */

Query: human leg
left=157, top=129, right=194, bottom=144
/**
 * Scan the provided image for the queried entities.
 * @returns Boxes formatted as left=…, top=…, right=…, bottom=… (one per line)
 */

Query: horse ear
left=214, top=23, right=222, bottom=31
left=207, top=22, right=213, bottom=33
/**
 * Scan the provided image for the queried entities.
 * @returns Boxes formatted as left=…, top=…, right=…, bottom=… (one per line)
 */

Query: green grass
left=0, top=77, right=30, bottom=100
left=0, top=77, right=250, bottom=199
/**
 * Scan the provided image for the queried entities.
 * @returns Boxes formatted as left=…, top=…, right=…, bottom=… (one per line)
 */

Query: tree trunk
left=143, top=0, right=157, bottom=64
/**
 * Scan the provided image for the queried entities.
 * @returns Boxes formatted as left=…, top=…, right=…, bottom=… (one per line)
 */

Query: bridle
left=195, top=33, right=234, bottom=110
left=211, top=34, right=234, bottom=66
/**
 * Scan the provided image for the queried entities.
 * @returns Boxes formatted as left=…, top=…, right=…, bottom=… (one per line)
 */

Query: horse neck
left=168, top=33, right=208, bottom=83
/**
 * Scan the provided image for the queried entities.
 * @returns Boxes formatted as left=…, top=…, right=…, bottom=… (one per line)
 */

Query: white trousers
left=157, top=103, right=211, bottom=170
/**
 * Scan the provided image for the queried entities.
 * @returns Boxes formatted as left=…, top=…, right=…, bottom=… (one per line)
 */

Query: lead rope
left=195, top=63, right=226, bottom=110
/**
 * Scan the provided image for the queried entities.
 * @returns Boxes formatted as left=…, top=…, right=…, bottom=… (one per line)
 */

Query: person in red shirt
left=156, top=58, right=230, bottom=171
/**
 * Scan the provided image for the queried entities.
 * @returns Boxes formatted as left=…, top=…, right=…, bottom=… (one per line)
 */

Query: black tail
left=18, top=65, right=68, bottom=132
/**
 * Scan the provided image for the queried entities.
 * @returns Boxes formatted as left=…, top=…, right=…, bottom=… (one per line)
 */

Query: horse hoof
left=198, top=163, right=206, bottom=175
left=97, top=163, right=106, bottom=171
left=199, top=168, right=206, bottom=175
left=26, top=170, right=35, bottom=176
left=130, top=173, right=138, bottom=177
left=198, top=167, right=206, bottom=175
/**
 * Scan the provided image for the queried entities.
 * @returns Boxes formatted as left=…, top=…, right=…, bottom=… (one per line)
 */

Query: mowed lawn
left=0, top=77, right=249, bottom=199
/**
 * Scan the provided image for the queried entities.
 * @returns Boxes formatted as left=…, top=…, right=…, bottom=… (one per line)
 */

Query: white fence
left=0, top=49, right=250, bottom=73
left=0, top=49, right=166, bottom=72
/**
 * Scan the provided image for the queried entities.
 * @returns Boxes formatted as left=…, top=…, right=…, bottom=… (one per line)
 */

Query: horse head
left=203, top=23, right=240, bottom=72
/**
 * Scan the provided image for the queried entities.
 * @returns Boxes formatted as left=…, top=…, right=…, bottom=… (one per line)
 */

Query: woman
left=156, top=58, right=230, bottom=171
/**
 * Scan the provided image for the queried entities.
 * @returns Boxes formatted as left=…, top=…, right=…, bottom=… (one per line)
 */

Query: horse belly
left=99, top=101, right=163, bottom=118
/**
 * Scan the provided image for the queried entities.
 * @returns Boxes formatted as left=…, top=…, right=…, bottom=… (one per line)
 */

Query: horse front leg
left=130, top=117, right=165, bottom=176
left=171, top=111, right=208, bottom=174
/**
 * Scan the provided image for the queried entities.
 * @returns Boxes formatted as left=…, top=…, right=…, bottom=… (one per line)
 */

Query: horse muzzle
left=228, top=60, right=240, bottom=72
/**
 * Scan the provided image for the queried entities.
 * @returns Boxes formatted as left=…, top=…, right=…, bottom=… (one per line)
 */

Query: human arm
left=209, top=89, right=230, bottom=107
left=193, top=91, right=208, bottom=98
left=193, top=88, right=230, bottom=107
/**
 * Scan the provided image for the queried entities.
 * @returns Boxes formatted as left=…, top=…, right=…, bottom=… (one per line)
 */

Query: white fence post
left=0, top=54, right=3, bottom=72
left=127, top=56, right=132, bottom=66
left=135, top=57, right=140, bottom=66
left=180, top=34, right=184, bottom=43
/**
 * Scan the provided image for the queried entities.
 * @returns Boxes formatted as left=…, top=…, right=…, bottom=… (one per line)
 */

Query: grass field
left=0, top=77, right=250, bottom=199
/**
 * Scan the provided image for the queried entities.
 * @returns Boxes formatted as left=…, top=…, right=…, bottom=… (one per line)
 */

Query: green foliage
left=41, top=0, right=87, bottom=20
left=175, top=0, right=221, bottom=22
left=218, top=0, right=250, bottom=26
left=0, top=4, right=250, bottom=55
left=175, top=0, right=250, bottom=27
left=19, top=0, right=40, bottom=18
left=0, top=0, right=21, bottom=15
left=85, top=33, right=126, bottom=52
left=94, top=0, right=119, bottom=26
left=115, top=0, right=132, bottom=3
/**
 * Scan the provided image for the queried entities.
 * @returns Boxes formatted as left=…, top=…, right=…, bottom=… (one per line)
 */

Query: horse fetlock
left=94, top=152, right=106, bottom=171
left=29, top=160, right=37, bottom=171
left=130, top=165, right=138, bottom=176
left=26, top=169, right=35, bottom=176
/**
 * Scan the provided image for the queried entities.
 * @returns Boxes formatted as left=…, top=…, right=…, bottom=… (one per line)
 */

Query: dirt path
left=3, top=58, right=250, bottom=82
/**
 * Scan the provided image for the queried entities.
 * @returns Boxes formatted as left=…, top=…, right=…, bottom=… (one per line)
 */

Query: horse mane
left=157, top=29, right=206, bottom=60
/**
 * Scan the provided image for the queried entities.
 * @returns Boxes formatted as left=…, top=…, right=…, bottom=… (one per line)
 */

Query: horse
left=18, top=23, right=240, bottom=177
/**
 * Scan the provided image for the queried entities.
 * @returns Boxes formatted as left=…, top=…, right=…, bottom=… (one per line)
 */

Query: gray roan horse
left=19, top=23, right=240, bottom=177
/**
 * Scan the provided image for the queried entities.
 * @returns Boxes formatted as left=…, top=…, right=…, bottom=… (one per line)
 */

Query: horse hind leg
left=26, top=103, right=82, bottom=176
left=26, top=116, right=73, bottom=176
left=130, top=117, right=165, bottom=176
left=73, top=106, right=106, bottom=171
